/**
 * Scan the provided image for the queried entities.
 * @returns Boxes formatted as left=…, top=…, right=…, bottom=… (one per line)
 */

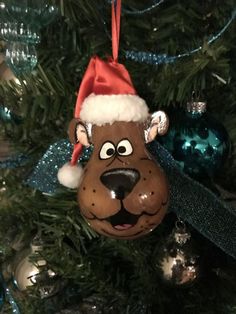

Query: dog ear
left=144, top=111, right=169, bottom=143
left=68, top=118, right=90, bottom=147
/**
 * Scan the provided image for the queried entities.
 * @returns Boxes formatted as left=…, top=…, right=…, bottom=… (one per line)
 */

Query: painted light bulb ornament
left=58, top=56, right=169, bottom=239
left=58, top=0, right=168, bottom=239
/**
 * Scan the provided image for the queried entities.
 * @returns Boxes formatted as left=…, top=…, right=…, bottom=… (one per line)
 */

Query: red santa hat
left=57, top=56, right=149, bottom=188
left=78, top=56, right=149, bottom=125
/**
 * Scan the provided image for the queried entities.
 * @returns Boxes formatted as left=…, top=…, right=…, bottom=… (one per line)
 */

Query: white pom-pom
left=57, top=163, right=83, bottom=189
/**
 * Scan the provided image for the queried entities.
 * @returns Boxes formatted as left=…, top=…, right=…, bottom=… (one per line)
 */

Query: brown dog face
left=73, top=119, right=169, bottom=239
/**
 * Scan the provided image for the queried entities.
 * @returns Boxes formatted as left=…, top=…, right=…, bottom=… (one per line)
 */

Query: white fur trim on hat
left=80, top=94, right=149, bottom=126
left=57, top=163, right=83, bottom=189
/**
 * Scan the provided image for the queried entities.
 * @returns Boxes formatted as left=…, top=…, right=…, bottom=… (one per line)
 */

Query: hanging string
left=111, top=0, right=121, bottom=61
left=125, top=9, right=236, bottom=65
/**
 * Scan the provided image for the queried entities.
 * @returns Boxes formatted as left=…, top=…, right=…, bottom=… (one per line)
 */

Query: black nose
left=100, top=168, right=140, bottom=200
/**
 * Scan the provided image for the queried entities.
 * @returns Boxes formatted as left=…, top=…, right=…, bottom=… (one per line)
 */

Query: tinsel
left=0, top=273, right=20, bottom=314
left=108, top=0, right=165, bottom=15
left=26, top=140, right=236, bottom=258
left=125, top=9, right=236, bottom=65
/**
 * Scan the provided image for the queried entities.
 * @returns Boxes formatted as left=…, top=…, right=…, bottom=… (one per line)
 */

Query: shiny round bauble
left=12, top=244, right=58, bottom=297
left=13, top=245, right=46, bottom=291
left=156, top=223, right=200, bottom=286
left=158, top=102, right=230, bottom=180
left=77, top=121, right=169, bottom=240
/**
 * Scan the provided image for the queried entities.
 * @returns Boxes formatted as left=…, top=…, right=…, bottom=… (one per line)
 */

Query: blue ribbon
left=26, top=139, right=236, bottom=258
left=26, top=140, right=92, bottom=195
left=148, top=141, right=236, bottom=259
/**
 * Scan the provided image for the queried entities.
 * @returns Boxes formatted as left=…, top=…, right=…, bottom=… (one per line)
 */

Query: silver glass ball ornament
left=157, top=220, right=200, bottom=286
left=12, top=241, right=62, bottom=298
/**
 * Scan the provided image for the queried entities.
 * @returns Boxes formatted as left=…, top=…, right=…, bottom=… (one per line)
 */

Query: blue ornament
left=158, top=102, right=230, bottom=179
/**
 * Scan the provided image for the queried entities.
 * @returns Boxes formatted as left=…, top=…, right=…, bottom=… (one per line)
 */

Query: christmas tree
left=0, top=0, right=236, bottom=313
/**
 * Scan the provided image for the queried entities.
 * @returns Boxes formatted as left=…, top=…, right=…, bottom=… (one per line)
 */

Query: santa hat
left=57, top=56, right=149, bottom=189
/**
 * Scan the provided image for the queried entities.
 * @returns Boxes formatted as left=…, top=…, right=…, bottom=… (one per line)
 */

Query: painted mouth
left=107, top=204, right=140, bottom=230
left=83, top=199, right=168, bottom=232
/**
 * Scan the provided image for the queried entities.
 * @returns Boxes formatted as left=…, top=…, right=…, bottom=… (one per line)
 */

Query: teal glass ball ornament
left=158, top=102, right=230, bottom=180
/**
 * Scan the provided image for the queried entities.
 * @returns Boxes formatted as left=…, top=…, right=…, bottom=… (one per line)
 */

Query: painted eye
left=99, top=142, right=116, bottom=160
left=117, top=139, right=133, bottom=156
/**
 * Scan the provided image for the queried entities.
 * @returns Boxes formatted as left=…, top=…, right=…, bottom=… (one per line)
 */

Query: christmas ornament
left=5, top=41, right=37, bottom=75
left=158, top=101, right=230, bottom=180
left=0, top=0, right=58, bottom=28
left=0, top=0, right=58, bottom=74
left=58, top=0, right=169, bottom=239
left=11, top=242, right=59, bottom=297
left=0, top=22, right=40, bottom=44
left=156, top=220, right=200, bottom=286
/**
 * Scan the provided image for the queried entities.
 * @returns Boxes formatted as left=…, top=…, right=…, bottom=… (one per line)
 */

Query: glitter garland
left=125, top=9, right=236, bottom=65
left=107, top=0, right=165, bottom=15
left=123, top=0, right=164, bottom=15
